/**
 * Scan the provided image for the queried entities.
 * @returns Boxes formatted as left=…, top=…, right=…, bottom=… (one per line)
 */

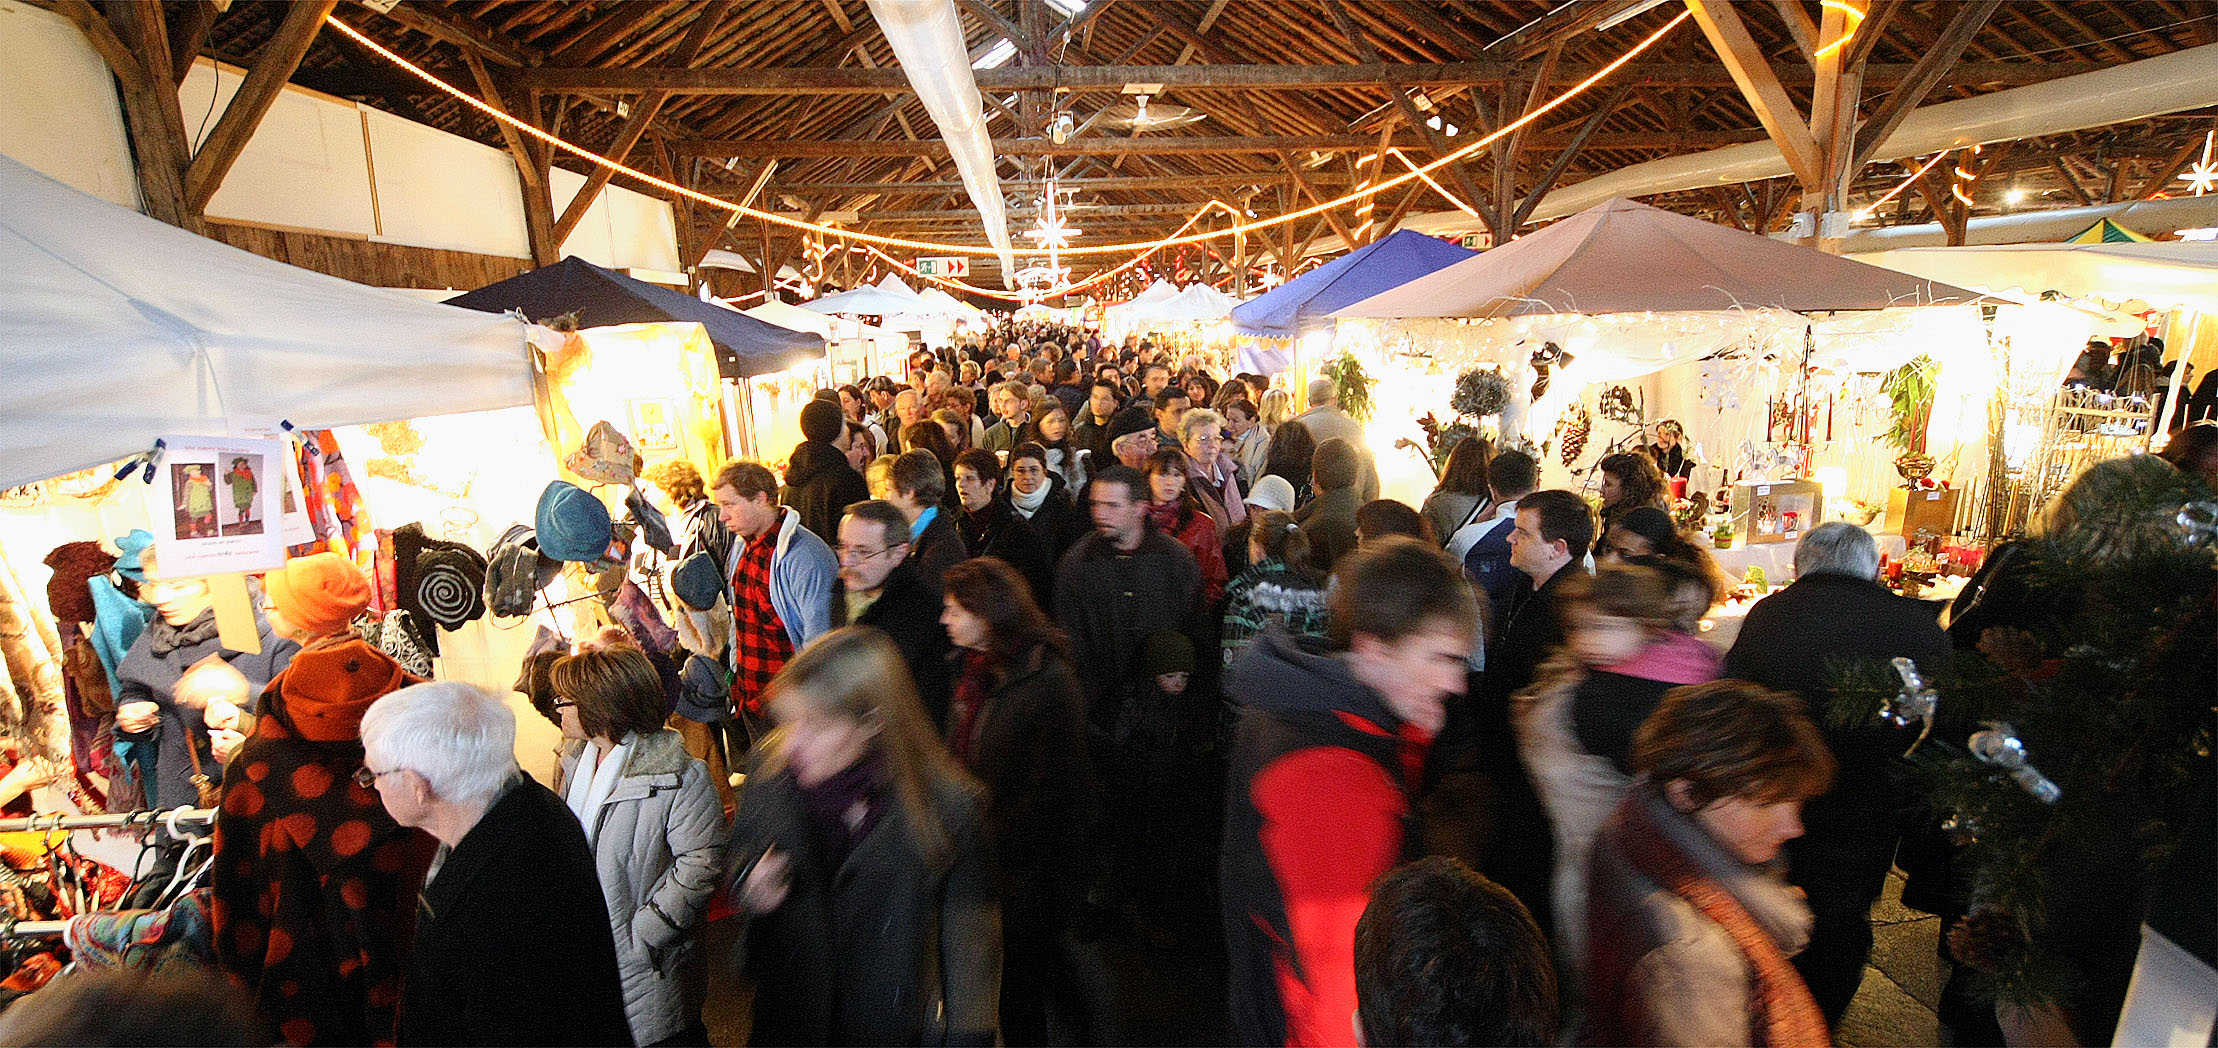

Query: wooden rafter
left=552, top=1, right=731, bottom=248
left=1686, top=0, right=1823, bottom=189
left=1849, top=0, right=2001, bottom=172
left=184, top=0, right=337, bottom=213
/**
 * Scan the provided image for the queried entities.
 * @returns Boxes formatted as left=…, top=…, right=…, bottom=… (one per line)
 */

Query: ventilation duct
left=1352, top=41, right=2218, bottom=251
left=867, top=0, right=1016, bottom=285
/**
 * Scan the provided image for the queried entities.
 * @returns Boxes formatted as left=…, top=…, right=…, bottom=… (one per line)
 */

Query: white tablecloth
left=1707, top=530, right=1908, bottom=582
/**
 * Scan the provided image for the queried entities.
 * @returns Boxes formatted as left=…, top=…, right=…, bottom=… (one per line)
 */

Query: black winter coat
left=726, top=756, right=1001, bottom=1047
left=946, top=643, right=1095, bottom=933
left=958, top=500, right=1052, bottom=607
left=1053, top=529, right=1202, bottom=712
left=401, top=779, right=632, bottom=1047
left=1009, top=475, right=1086, bottom=569
left=911, top=508, right=969, bottom=596
left=1723, top=571, right=1951, bottom=841
left=833, top=560, right=956, bottom=725
left=783, top=440, right=871, bottom=545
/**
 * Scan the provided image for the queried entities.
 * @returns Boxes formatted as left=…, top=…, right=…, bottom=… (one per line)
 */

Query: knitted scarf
left=1009, top=479, right=1052, bottom=518
left=1618, top=790, right=1831, bottom=1048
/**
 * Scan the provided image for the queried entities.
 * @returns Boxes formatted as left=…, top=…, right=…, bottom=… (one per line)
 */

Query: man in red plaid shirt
left=711, top=461, right=837, bottom=724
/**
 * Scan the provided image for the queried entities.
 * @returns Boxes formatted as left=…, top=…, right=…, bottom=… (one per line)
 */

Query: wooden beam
left=552, top=2, right=731, bottom=249
left=103, top=0, right=200, bottom=230
left=1849, top=0, right=2001, bottom=173
left=1915, top=169, right=1967, bottom=245
left=183, top=0, right=336, bottom=214
left=50, top=0, right=146, bottom=94
left=1494, top=44, right=1560, bottom=231
left=1686, top=0, right=1824, bottom=189
left=1511, top=83, right=1629, bottom=229
left=2046, top=155, right=2095, bottom=207
left=677, top=130, right=1767, bottom=158
left=512, top=60, right=2101, bottom=94
left=1329, top=0, right=1499, bottom=237
left=956, top=0, right=1023, bottom=46
left=1770, top=0, right=1818, bottom=56
left=2136, top=130, right=2211, bottom=199
left=465, top=53, right=558, bottom=265
left=355, top=0, right=540, bottom=67
left=164, top=0, right=215, bottom=84
left=1278, top=151, right=1360, bottom=255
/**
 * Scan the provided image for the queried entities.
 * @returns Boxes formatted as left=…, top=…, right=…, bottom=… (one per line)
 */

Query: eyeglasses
left=352, top=765, right=398, bottom=789
left=834, top=544, right=902, bottom=563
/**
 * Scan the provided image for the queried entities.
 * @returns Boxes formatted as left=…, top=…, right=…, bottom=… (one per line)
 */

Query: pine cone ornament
left=1947, top=908, right=2028, bottom=974
left=1559, top=404, right=1592, bottom=466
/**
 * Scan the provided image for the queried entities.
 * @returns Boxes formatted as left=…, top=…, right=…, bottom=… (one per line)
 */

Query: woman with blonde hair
left=725, top=626, right=1000, bottom=1046
left=1257, top=387, right=1295, bottom=434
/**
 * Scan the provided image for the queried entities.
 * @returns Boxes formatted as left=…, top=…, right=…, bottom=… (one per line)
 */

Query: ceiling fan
left=1090, top=93, right=1208, bottom=132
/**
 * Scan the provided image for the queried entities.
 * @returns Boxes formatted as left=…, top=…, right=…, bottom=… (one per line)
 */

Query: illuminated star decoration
left=2180, top=130, right=2218, bottom=197
left=1020, top=179, right=1081, bottom=301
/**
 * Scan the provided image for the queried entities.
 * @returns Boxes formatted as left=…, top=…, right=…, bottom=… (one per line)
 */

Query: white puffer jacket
left=555, top=728, right=725, bottom=1046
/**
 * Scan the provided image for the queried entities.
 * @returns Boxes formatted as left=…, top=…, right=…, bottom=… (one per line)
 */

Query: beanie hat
left=536, top=481, right=614, bottom=563
left=43, top=541, right=115, bottom=626
left=670, top=551, right=725, bottom=612
left=800, top=399, right=845, bottom=444
left=565, top=421, right=639, bottom=486
left=389, top=523, right=488, bottom=654
left=1139, top=629, right=1195, bottom=677
left=673, top=652, right=731, bottom=723
left=484, top=524, right=562, bottom=618
left=1106, top=406, right=1156, bottom=444
left=112, top=529, right=155, bottom=582
left=1244, top=475, right=1297, bottom=513
left=512, top=649, right=565, bottom=727
left=271, top=638, right=417, bottom=742
left=264, top=552, right=373, bottom=638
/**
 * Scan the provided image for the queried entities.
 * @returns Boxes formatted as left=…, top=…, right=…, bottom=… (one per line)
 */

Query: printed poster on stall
left=149, top=435, right=288, bottom=576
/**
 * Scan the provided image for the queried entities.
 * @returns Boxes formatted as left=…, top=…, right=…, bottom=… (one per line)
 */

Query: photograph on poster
left=151, top=436, right=287, bottom=576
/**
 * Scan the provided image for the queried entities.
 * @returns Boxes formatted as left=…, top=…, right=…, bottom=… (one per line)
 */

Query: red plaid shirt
left=729, top=528, right=794, bottom=716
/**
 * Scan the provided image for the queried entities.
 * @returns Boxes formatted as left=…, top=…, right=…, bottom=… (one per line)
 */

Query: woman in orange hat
left=211, top=553, right=438, bottom=1047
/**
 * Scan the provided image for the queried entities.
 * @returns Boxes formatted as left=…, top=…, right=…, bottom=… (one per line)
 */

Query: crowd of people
left=26, top=315, right=2212, bottom=1048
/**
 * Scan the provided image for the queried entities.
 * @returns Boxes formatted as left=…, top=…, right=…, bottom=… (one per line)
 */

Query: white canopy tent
left=739, top=298, right=910, bottom=381
left=0, top=151, right=535, bottom=489
left=1852, top=240, right=2218, bottom=314
left=804, top=273, right=927, bottom=318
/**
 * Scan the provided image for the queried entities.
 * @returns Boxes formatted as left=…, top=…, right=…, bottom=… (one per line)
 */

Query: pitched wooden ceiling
left=202, top=0, right=2218, bottom=290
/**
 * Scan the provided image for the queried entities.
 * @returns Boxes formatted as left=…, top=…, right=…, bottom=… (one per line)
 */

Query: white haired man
left=362, top=682, right=631, bottom=1047
left=1294, top=376, right=1380, bottom=503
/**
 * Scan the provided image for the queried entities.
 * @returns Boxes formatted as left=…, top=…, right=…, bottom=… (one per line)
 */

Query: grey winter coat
left=555, top=729, right=725, bottom=1046
left=1585, top=782, right=1813, bottom=1048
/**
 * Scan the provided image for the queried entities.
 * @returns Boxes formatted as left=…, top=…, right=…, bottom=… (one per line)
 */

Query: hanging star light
left=2180, top=130, right=2218, bottom=197
left=1021, top=179, right=1083, bottom=300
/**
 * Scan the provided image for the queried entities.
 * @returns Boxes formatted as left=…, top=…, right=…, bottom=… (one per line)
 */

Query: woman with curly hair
left=1596, top=451, right=1670, bottom=533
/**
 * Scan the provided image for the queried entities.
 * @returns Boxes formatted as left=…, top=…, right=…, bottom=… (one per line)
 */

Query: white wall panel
left=182, top=63, right=378, bottom=237
left=364, top=107, right=530, bottom=257
left=0, top=0, right=138, bottom=207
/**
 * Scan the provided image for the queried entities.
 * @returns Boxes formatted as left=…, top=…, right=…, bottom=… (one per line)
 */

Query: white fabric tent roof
left=803, top=272, right=930, bottom=316
left=1852, top=240, right=2218, bottom=313
left=0, top=151, right=534, bottom=489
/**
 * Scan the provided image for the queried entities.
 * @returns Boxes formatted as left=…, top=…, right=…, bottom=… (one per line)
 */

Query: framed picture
left=629, top=399, right=680, bottom=452
left=149, top=436, right=287, bottom=576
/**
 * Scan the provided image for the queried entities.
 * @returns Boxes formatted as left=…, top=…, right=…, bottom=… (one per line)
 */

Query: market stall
left=1332, top=197, right=2033, bottom=577
left=0, top=150, right=553, bottom=809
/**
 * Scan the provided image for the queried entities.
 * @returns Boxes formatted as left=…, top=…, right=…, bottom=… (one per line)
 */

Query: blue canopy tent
left=1229, top=229, right=1479, bottom=339
left=446, top=256, right=823, bottom=378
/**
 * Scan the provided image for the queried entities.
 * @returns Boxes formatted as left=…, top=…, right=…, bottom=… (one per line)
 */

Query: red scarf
left=1619, top=791, right=1831, bottom=1048
left=947, top=650, right=994, bottom=763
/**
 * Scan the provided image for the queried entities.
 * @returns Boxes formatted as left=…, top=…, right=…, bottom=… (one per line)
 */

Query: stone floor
left=1838, top=868, right=1950, bottom=1048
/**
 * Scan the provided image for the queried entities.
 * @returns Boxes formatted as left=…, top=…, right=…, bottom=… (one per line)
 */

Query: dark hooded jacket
left=782, top=440, right=871, bottom=545
left=1221, top=629, right=1430, bottom=1048
left=114, top=607, right=299, bottom=809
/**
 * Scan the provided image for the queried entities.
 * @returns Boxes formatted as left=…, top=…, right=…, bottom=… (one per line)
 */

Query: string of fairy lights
left=323, top=9, right=1694, bottom=299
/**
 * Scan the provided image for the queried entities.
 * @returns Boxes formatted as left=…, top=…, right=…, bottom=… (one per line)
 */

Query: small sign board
left=915, top=256, right=969, bottom=278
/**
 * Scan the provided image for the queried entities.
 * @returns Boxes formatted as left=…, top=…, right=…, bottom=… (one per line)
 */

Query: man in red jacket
left=1221, top=537, right=1480, bottom=1047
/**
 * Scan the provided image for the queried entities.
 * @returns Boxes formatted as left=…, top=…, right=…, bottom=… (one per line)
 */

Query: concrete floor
left=699, top=868, right=1956, bottom=1047
left=1838, top=869, right=1951, bottom=1048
